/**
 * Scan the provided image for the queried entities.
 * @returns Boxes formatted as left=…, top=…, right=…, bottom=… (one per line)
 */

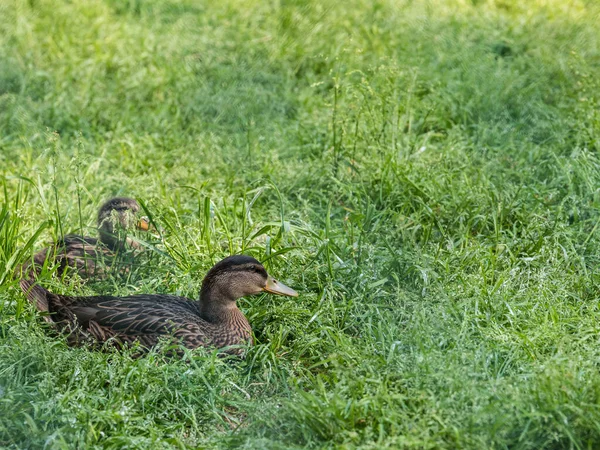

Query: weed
left=1, top=0, right=600, bottom=448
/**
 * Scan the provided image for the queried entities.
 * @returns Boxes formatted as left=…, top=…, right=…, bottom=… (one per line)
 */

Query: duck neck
left=199, top=290, right=248, bottom=326
left=99, top=225, right=128, bottom=251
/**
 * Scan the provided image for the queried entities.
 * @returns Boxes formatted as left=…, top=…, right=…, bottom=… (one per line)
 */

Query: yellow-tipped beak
left=264, top=276, right=298, bottom=297
left=137, top=217, right=151, bottom=231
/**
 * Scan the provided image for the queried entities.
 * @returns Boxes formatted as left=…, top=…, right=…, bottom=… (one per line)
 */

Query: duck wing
left=59, top=234, right=99, bottom=247
left=21, top=280, right=254, bottom=355
left=50, top=291, right=212, bottom=349
left=58, top=235, right=108, bottom=277
left=19, top=235, right=106, bottom=278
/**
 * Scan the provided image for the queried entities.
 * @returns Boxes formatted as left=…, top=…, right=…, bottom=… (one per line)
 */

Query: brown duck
left=20, top=255, right=298, bottom=353
left=20, top=197, right=150, bottom=278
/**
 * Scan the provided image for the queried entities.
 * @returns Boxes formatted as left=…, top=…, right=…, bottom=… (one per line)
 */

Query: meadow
left=1, top=0, right=600, bottom=448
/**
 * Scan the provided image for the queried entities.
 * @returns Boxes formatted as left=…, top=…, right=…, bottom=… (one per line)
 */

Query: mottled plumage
left=19, top=197, right=150, bottom=278
left=20, top=255, right=298, bottom=355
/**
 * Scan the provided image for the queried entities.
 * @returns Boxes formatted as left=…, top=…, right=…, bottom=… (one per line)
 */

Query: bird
left=19, top=197, right=151, bottom=278
left=20, top=255, right=298, bottom=354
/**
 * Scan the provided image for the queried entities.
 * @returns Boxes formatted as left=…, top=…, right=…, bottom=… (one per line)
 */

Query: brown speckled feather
left=20, top=280, right=251, bottom=354
left=18, top=197, right=146, bottom=279
left=20, top=255, right=297, bottom=357
left=19, top=235, right=136, bottom=279
left=58, top=294, right=250, bottom=351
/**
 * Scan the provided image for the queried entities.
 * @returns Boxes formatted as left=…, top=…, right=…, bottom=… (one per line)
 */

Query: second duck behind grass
left=20, top=197, right=151, bottom=278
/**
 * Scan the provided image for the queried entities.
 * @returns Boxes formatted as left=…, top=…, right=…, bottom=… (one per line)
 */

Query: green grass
left=1, top=0, right=600, bottom=447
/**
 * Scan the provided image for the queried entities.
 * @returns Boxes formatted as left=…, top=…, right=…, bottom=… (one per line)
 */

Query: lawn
left=1, top=0, right=600, bottom=448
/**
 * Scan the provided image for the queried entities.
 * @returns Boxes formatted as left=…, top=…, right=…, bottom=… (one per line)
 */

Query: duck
left=19, top=197, right=151, bottom=278
left=19, top=255, right=298, bottom=354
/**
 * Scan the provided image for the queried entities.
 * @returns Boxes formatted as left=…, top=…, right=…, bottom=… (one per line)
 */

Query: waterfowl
left=19, top=197, right=150, bottom=278
left=20, top=255, right=298, bottom=354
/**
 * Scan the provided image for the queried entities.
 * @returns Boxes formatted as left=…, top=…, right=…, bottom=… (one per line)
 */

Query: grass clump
left=1, top=0, right=600, bottom=448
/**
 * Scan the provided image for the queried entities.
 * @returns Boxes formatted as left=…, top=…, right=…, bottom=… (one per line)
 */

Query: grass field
left=1, top=0, right=600, bottom=448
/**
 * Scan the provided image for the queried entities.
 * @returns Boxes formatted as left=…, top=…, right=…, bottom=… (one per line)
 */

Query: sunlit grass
left=1, top=0, right=600, bottom=448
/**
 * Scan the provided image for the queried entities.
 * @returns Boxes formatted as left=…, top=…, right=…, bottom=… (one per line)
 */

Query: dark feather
left=20, top=286, right=251, bottom=354
left=18, top=254, right=295, bottom=356
left=17, top=197, right=143, bottom=279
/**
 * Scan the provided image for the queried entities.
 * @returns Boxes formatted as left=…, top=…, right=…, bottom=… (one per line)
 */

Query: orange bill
left=137, top=216, right=151, bottom=231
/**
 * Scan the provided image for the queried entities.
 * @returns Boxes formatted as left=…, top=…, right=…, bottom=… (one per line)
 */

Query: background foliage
left=1, top=0, right=600, bottom=448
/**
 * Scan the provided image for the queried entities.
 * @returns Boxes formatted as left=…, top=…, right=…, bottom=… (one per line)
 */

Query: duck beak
left=137, top=216, right=151, bottom=231
left=264, top=276, right=298, bottom=297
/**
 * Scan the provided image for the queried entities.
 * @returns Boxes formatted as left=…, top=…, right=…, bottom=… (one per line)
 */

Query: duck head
left=200, top=255, right=297, bottom=311
left=97, top=197, right=150, bottom=249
